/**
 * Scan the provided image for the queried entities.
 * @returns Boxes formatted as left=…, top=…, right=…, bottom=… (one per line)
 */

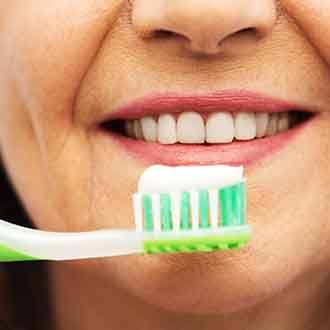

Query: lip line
left=102, top=90, right=309, bottom=122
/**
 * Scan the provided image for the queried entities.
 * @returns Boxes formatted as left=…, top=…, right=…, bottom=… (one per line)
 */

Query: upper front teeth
left=177, top=112, right=205, bottom=143
left=206, top=112, right=234, bottom=143
left=125, top=111, right=289, bottom=144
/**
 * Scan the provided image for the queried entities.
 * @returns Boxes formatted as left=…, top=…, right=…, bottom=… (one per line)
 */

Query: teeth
left=234, top=112, right=256, bottom=140
left=124, top=111, right=293, bottom=144
left=266, top=113, right=278, bottom=136
left=177, top=112, right=205, bottom=144
left=158, top=114, right=177, bottom=144
left=255, top=113, right=269, bottom=138
left=141, top=116, right=157, bottom=142
left=206, top=112, right=234, bottom=143
left=277, top=112, right=289, bottom=132
left=133, top=120, right=144, bottom=139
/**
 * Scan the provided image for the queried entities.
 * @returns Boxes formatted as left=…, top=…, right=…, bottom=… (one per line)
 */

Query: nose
left=131, top=0, right=277, bottom=56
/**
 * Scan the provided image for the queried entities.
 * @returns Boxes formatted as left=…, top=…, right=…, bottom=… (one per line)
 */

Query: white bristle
left=133, top=194, right=143, bottom=232
left=151, top=194, right=161, bottom=232
left=218, top=192, right=222, bottom=226
left=209, top=189, right=219, bottom=229
left=171, top=192, right=181, bottom=232
left=190, top=191, right=200, bottom=231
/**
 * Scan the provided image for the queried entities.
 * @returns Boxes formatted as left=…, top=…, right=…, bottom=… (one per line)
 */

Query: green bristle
left=234, top=182, right=246, bottom=225
left=219, top=186, right=233, bottom=226
left=196, top=244, right=214, bottom=252
left=160, top=193, right=173, bottom=231
left=180, top=246, right=194, bottom=253
left=149, top=246, right=162, bottom=254
left=228, top=242, right=239, bottom=249
left=217, top=243, right=230, bottom=250
left=144, top=232, right=250, bottom=254
left=199, top=190, right=210, bottom=229
left=164, top=245, right=175, bottom=253
left=219, top=183, right=245, bottom=227
left=143, top=195, right=153, bottom=232
left=180, top=192, right=191, bottom=230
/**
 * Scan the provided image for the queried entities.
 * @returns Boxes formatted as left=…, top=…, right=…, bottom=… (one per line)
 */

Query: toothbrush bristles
left=134, top=181, right=246, bottom=233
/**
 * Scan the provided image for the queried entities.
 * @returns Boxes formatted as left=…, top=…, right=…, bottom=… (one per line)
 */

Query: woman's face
left=1, top=0, right=330, bottom=314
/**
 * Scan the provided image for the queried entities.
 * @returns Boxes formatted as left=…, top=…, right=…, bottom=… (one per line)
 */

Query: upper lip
left=100, top=90, right=308, bottom=122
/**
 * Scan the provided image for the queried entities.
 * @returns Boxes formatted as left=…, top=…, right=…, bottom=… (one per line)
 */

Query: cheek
left=0, top=1, right=125, bottom=230
left=0, top=0, right=124, bottom=158
left=282, top=0, right=330, bottom=64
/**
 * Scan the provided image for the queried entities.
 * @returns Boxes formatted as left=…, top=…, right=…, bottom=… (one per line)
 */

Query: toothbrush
left=0, top=165, right=252, bottom=262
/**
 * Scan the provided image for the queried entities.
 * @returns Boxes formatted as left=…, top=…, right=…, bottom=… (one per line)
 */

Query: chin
left=96, top=221, right=306, bottom=315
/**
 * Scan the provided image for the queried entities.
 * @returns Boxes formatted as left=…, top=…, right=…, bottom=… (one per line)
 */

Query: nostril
left=231, top=27, right=259, bottom=40
left=153, top=29, right=177, bottom=39
left=152, top=29, right=192, bottom=45
left=218, top=27, right=260, bottom=51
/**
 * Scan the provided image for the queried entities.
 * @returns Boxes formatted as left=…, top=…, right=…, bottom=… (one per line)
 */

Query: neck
left=49, top=262, right=330, bottom=330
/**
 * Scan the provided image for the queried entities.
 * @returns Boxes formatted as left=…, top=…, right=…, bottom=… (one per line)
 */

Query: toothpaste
left=138, top=165, right=244, bottom=194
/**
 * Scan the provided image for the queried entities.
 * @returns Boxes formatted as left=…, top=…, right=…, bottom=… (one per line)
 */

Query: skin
left=1, top=0, right=330, bottom=329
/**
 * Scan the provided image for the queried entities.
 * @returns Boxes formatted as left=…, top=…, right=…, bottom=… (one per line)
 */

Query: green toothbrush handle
left=0, top=243, right=39, bottom=262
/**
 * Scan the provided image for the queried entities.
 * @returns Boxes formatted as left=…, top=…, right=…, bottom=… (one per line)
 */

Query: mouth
left=98, top=90, right=316, bottom=166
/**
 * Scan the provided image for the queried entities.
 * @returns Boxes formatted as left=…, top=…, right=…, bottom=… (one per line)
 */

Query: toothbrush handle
left=0, top=221, right=252, bottom=262
left=0, top=242, right=39, bottom=262
left=0, top=220, right=144, bottom=261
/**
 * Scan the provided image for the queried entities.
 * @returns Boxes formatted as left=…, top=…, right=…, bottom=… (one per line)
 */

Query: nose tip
left=132, top=0, right=277, bottom=56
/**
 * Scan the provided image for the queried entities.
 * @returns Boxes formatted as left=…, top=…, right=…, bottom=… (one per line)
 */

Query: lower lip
left=105, top=115, right=317, bottom=167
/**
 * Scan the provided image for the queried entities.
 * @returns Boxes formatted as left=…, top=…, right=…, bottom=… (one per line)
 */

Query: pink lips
left=102, top=90, right=315, bottom=166
left=106, top=90, right=301, bottom=120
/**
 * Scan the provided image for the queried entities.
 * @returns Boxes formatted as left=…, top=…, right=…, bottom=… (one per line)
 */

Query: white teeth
left=141, top=116, right=157, bottom=142
left=177, top=112, right=205, bottom=143
left=266, top=113, right=278, bottom=136
left=133, top=120, right=144, bottom=139
left=255, top=113, right=269, bottom=138
left=206, top=112, right=234, bottom=143
left=124, top=111, right=292, bottom=143
left=158, top=114, right=177, bottom=144
left=277, top=112, right=289, bottom=132
left=234, top=112, right=256, bottom=140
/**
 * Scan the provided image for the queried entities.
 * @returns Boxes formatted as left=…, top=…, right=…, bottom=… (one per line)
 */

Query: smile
left=99, top=90, right=316, bottom=166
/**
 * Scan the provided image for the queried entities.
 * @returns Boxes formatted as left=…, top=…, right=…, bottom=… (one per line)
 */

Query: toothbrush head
left=133, top=181, right=251, bottom=255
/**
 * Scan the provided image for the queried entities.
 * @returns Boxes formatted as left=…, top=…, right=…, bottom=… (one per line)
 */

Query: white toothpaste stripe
left=209, top=189, right=219, bottom=229
left=190, top=191, right=200, bottom=231
left=133, top=194, right=143, bottom=232
left=138, top=165, right=244, bottom=194
left=171, top=192, right=181, bottom=232
left=152, top=194, right=162, bottom=232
